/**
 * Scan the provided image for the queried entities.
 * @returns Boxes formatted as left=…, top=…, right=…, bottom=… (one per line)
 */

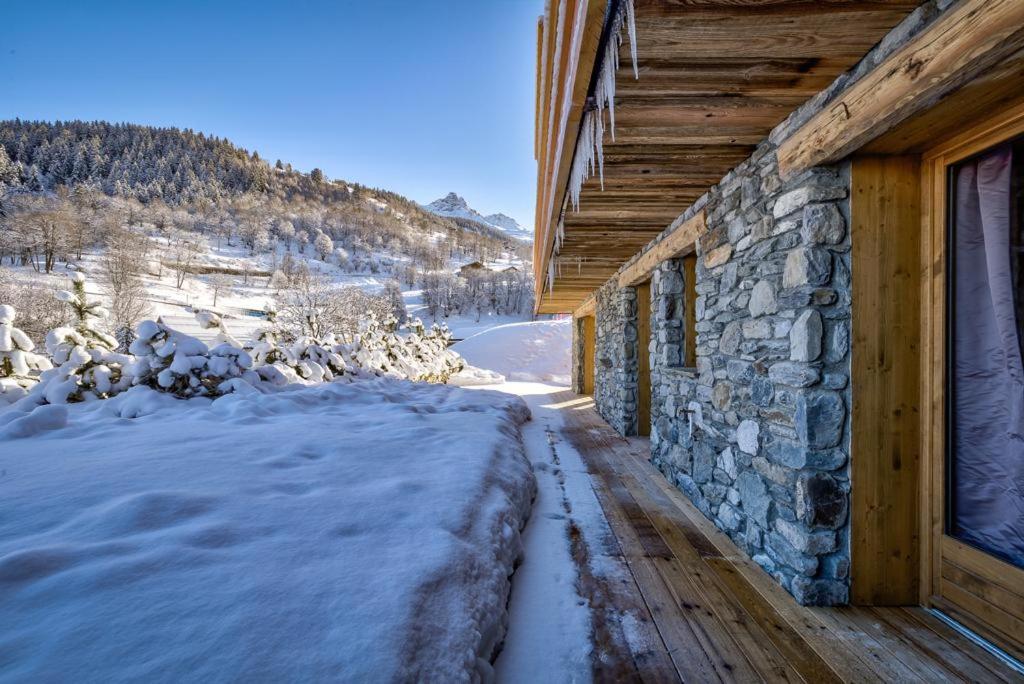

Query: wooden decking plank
left=840, top=607, right=965, bottom=682
left=897, top=607, right=1021, bottom=684
left=605, top=447, right=804, bottom=682
left=621, top=448, right=888, bottom=682
left=554, top=394, right=1019, bottom=683
left=866, top=607, right=1000, bottom=683
left=578, top=431, right=724, bottom=681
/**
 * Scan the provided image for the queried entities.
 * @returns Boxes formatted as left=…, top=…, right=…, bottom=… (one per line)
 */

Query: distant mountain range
left=424, top=193, right=533, bottom=242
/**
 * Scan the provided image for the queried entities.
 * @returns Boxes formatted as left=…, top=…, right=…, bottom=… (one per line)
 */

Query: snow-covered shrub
left=345, top=315, right=463, bottom=384
left=194, top=310, right=242, bottom=348
left=129, top=320, right=257, bottom=398
left=37, top=272, right=132, bottom=403
left=0, top=305, right=53, bottom=403
left=246, top=330, right=349, bottom=386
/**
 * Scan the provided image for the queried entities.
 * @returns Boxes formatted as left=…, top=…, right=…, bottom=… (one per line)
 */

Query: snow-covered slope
left=425, top=193, right=533, bottom=242
left=454, top=319, right=570, bottom=385
left=0, top=379, right=535, bottom=681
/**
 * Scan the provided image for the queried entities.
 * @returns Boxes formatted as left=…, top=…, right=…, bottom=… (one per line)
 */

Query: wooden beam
left=618, top=211, right=707, bottom=288
left=849, top=156, right=921, bottom=606
left=573, top=293, right=596, bottom=318
left=777, top=0, right=1024, bottom=177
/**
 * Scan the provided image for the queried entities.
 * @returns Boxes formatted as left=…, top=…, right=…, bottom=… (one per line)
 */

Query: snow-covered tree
left=0, top=304, right=52, bottom=403
left=39, top=272, right=131, bottom=403
left=314, top=232, right=333, bottom=261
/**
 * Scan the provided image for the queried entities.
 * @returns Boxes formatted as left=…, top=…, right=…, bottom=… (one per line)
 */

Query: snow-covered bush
left=346, top=315, right=463, bottom=383
left=37, top=272, right=132, bottom=403
left=246, top=330, right=349, bottom=386
left=194, top=310, right=242, bottom=348
left=0, top=305, right=53, bottom=403
left=129, top=320, right=257, bottom=398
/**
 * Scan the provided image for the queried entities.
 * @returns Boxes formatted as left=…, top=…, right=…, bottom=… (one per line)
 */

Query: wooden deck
left=555, top=391, right=1023, bottom=683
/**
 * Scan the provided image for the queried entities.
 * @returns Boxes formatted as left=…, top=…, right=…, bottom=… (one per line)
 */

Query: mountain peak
left=424, top=193, right=533, bottom=242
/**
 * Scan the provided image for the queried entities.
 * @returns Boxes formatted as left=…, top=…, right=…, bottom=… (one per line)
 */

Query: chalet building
left=535, top=0, right=1024, bottom=665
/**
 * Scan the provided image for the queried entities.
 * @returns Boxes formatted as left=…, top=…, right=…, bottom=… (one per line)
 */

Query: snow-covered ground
left=0, top=379, right=535, bottom=681
left=454, top=319, right=571, bottom=384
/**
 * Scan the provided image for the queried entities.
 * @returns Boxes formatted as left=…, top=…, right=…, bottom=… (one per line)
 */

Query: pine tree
left=39, top=272, right=130, bottom=403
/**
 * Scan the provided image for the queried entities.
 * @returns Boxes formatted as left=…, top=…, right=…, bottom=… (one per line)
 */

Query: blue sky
left=1, top=0, right=543, bottom=230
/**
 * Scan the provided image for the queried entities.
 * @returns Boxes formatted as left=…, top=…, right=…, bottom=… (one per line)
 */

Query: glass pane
left=948, top=139, right=1024, bottom=569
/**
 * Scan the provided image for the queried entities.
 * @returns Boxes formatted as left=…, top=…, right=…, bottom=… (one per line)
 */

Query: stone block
left=783, top=248, right=832, bottom=288
left=751, top=376, right=774, bottom=407
left=797, top=472, right=848, bottom=530
left=801, top=203, right=846, bottom=245
left=772, top=186, right=847, bottom=219
left=736, top=471, right=770, bottom=527
left=768, top=361, right=820, bottom=388
left=693, top=442, right=715, bottom=484
left=790, top=310, right=823, bottom=362
left=776, top=518, right=837, bottom=554
left=737, top=420, right=760, bottom=454
left=749, top=280, right=778, bottom=317
left=719, top=321, right=742, bottom=355
left=790, top=577, right=848, bottom=606
left=795, top=390, right=845, bottom=449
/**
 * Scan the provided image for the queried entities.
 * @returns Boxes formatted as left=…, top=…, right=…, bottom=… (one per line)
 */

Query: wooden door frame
left=582, top=315, right=595, bottom=395
left=920, top=103, right=1024, bottom=659
left=636, top=281, right=651, bottom=437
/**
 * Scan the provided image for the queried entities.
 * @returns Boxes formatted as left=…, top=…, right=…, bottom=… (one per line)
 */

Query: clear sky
left=1, top=0, right=543, bottom=231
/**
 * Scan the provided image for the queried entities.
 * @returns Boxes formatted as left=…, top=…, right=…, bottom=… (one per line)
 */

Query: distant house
left=458, top=261, right=487, bottom=276
left=501, top=265, right=519, bottom=273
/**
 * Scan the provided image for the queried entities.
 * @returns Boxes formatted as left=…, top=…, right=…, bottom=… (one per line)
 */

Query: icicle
left=547, top=260, right=555, bottom=296
left=577, top=256, right=582, bottom=275
left=625, top=0, right=638, bottom=80
left=566, top=0, right=640, bottom=213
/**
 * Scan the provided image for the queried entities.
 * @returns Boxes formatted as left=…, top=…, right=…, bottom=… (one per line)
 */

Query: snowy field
left=0, top=379, right=535, bottom=681
left=454, top=319, right=571, bottom=385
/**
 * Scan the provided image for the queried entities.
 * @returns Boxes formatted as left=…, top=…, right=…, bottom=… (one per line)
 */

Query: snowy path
left=477, top=382, right=641, bottom=683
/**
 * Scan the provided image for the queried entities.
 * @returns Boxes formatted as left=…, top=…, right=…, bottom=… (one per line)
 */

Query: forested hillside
left=0, top=120, right=534, bottom=344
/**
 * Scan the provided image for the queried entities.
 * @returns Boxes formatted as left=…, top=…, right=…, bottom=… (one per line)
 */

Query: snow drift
left=454, top=319, right=571, bottom=385
left=0, top=379, right=535, bottom=682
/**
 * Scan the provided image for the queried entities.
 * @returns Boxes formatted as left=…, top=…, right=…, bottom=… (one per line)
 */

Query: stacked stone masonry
left=573, top=1, right=953, bottom=606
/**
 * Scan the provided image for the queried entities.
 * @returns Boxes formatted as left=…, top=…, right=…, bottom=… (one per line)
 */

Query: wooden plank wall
left=849, top=155, right=922, bottom=605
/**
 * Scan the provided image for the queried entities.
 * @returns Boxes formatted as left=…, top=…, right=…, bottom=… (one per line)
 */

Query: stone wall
left=593, top=282, right=638, bottom=436
left=578, top=0, right=953, bottom=606
left=649, top=157, right=853, bottom=606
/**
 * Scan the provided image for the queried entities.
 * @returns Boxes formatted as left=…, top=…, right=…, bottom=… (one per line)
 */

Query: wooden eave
left=535, top=0, right=922, bottom=314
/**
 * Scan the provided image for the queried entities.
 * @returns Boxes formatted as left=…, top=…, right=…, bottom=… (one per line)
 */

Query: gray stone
left=720, top=262, right=739, bottom=293
left=768, top=362, right=820, bottom=388
left=776, top=519, right=837, bottom=555
left=783, top=248, right=832, bottom=288
left=718, top=502, right=743, bottom=531
left=736, top=471, right=770, bottom=527
left=743, top=318, right=773, bottom=339
left=790, top=310, right=823, bottom=362
left=717, top=446, right=738, bottom=479
left=693, top=442, right=715, bottom=484
left=719, top=321, right=742, bottom=355
left=772, top=186, right=847, bottom=219
left=801, top=203, right=846, bottom=245
left=747, top=377, right=771, bottom=408
left=737, top=420, right=760, bottom=454
left=795, top=390, right=845, bottom=449
left=790, top=577, right=848, bottom=606
left=766, top=532, right=819, bottom=577
left=765, top=439, right=807, bottom=469
left=749, top=280, right=778, bottom=317
left=797, top=472, right=848, bottom=530
left=824, top=322, right=849, bottom=364
left=726, top=359, right=755, bottom=385
left=712, top=382, right=732, bottom=411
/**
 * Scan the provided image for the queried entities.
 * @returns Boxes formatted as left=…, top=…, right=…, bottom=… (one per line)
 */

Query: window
left=662, top=254, right=697, bottom=370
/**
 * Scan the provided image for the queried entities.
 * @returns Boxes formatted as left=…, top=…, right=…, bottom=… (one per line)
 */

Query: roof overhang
left=533, top=0, right=923, bottom=314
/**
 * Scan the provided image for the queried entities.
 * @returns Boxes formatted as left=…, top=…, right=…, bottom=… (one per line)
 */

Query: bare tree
left=208, top=273, right=232, bottom=307
left=166, top=230, right=204, bottom=289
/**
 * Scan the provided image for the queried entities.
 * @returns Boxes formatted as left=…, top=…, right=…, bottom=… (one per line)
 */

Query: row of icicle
left=550, top=0, right=638, bottom=298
